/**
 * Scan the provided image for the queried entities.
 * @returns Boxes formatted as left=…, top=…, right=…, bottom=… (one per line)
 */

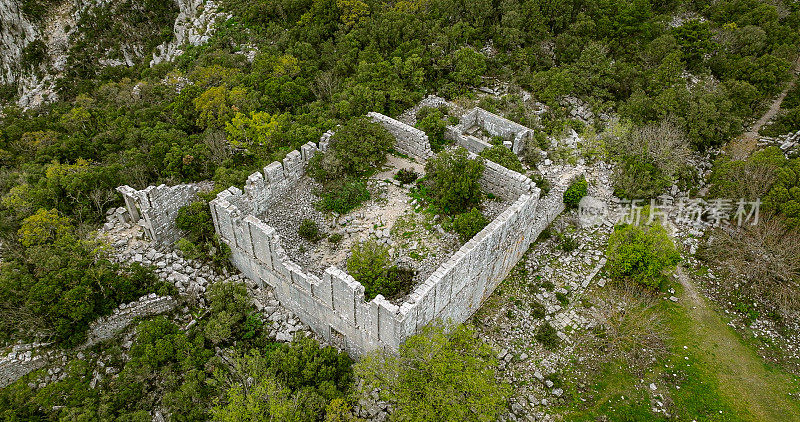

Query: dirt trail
left=674, top=266, right=800, bottom=421
left=730, top=56, right=800, bottom=159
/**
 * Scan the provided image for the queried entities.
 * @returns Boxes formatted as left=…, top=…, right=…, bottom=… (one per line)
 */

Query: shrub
left=347, top=240, right=413, bottom=300
left=347, top=240, right=392, bottom=300
left=451, top=208, right=488, bottom=242
left=416, top=106, right=450, bottom=152
left=204, top=281, right=253, bottom=345
left=530, top=301, right=546, bottom=319
left=395, top=168, right=419, bottom=185
left=355, top=323, right=510, bottom=422
left=308, top=116, right=393, bottom=182
left=555, top=292, right=569, bottom=306
left=298, top=219, right=322, bottom=242
left=613, top=155, right=670, bottom=199
left=328, top=233, right=343, bottom=244
left=522, top=137, right=542, bottom=166
left=535, top=322, right=560, bottom=350
left=176, top=199, right=231, bottom=270
left=479, top=145, right=524, bottom=173
left=423, top=147, right=485, bottom=215
left=563, top=176, right=588, bottom=208
left=606, top=223, right=680, bottom=289
left=318, top=180, right=370, bottom=214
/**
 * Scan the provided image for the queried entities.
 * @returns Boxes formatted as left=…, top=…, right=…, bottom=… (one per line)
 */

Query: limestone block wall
left=0, top=344, right=48, bottom=388
left=447, top=107, right=533, bottom=155
left=209, top=136, right=567, bottom=355
left=477, top=155, right=537, bottom=201
left=445, top=125, right=492, bottom=153
left=210, top=191, right=401, bottom=354
left=84, top=294, right=178, bottom=348
left=367, top=112, right=432, bottom=160
left=116, top=184, right=199, bottom=247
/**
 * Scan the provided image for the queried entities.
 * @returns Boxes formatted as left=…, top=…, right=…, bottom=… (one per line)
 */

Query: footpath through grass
left=671, top=267, right=800, bottom=421
left=558, top=267, right=800, bottom=421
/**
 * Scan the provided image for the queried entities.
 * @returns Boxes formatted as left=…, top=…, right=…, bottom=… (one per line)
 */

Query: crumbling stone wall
left=447, top=107, right=533, bottom=155
left=209, top=131, right=565, bottom=355
left=84, top=294, right=178, bottom=347
left=116, top=184, right=199, bottom=247
left=0, top=344, right=48, bottom=388
left=367, top=112, right=432, bottom=160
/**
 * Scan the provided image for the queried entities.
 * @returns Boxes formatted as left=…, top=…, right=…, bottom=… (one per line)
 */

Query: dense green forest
left=1, top=0, right=800, bottom=420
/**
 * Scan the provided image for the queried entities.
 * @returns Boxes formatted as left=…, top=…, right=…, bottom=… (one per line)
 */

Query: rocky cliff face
left=0, top=0, right=38, bottom=86
left=0, top=0, right=224, bottom=108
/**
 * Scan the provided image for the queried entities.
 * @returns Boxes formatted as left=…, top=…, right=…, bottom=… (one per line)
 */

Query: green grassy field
left=558, top=267, right=800, bottom=421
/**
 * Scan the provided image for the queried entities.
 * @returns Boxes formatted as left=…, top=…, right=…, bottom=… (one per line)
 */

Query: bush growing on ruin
left=299, top=219, right=323, bottom=242
left=535, top=322, right=560, bottom=350
left=451, top=208, right=489, bottom=242
left=563, top=175, right=588, bottom=208
left=346, top=240, right=412, bottom=300
left=355, top=323, right=510, bottom=421
left=479, top=144, right=524, bottom=173
left=416, top=106, right=450, bottom=152
left=606, top=223, right=680, bottom=290
left=423, top=147, right=485, bottom=215
left=318, top=180, right=371, bottom=214
left=530, top=301, right=546, bottom=319
left=308, top=116, right=393, bottom=182
left=347, top=240, right=391, bottom=300
left=176, top=199, right=232, bottom=270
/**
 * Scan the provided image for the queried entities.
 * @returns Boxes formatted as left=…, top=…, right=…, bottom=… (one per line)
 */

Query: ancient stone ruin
left=116, top=184, right=199, bottom=247
left=116, top=108, right=572, bottom=355
left=446, top=107, right=533, bottom=155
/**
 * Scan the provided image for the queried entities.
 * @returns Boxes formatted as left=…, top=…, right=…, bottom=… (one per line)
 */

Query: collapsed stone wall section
left=367, top=112, right=432, bottom=160
left=116, top=184, right=199, bottom=247
left=0, top=344, right=48, bottom=388
left=84, top=294, right=178, bottom=348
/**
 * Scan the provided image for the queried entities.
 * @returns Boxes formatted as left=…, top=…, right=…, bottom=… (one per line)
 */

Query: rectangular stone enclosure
left=208, top=112, right=567, bottom=355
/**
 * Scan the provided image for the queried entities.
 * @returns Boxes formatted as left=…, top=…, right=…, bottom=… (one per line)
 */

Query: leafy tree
left=355, top=323, right=510, bottom=421
left=17, top=208, right=71, bottom=247
left=204, top=281, right=253, bottom=345
left=450, top=47, right=487, bottom=93
left=423, top=147, right=485, bottom=215
left=606, top=222, right=680, bottom=289
left=309, top=116, right=393, bottom=182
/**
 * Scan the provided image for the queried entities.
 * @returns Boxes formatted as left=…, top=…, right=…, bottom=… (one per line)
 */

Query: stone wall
left=367, top=112, right=432, bottom=160
left=116, top=184, right=199, bottom=247
left=0, top=343, right=48, bottom=388
left=209, top=133, right=567, bottom=355
left=447, top=107, right=533, bottom=155
left=0, top=294, right=177, bottom=388
left=84, top=294, right=178, bottom=348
